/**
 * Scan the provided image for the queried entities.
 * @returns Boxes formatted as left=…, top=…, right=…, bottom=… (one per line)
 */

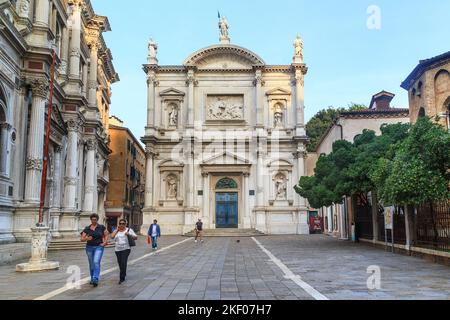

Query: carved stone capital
left=147, top=74, right=159, bottom=87
left=29, top=77, right=49, bottom=98
left=66, top=119, right=80, bottom=132
left=86, top=139, right=97, bottom=151
left=88, top=80, right=98, bottom=90
left=26, top=158, right=43, bottom=171
left=70, top=48, right=80, bottom=58
left=253, top=74, right=265, bottom=87
left=64, top=177, right=77, bottom=186
left=186, top=75, right=198, bottom=87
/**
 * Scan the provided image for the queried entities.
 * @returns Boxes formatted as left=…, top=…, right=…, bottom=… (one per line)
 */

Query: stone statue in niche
left=274, top=104, right=284, bottom=128
left=168, top=105, right=178, bottom=127
left=274, top=173, right=287, bottom=200
left=167, top=175, right=178, bottom=200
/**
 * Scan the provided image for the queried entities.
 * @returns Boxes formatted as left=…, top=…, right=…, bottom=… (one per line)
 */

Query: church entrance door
left=216, top=193, right=238, bottom=228
left=214, top=177, right=239, bottom=228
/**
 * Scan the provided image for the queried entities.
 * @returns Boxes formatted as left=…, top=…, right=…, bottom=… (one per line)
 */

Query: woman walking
left=111, top=219, right=138, bottom=284
left=80, top=214, right=109, bottom=287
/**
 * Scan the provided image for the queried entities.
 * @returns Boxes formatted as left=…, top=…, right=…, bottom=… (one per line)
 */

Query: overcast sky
left=91, top=0, right=450, bottom=140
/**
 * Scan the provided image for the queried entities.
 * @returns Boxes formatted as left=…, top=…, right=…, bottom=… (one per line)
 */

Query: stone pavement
left=0, top=235, right=449, bottom=300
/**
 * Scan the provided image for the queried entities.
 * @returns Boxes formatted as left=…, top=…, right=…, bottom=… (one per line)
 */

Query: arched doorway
left=215, top=177, right=239, bottom=228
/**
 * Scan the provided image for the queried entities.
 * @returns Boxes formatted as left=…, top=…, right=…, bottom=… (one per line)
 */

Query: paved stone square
left=0, top=235, right=449, bottom=300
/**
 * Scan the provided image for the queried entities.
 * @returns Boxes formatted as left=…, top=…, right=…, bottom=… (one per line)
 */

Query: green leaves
left=296, top=117, right=449, bottom=209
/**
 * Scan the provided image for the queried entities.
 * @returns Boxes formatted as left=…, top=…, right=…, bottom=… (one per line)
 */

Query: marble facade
left=141, top=24, right=309, bottom=235
left=0, top=0, right=118, bottom=244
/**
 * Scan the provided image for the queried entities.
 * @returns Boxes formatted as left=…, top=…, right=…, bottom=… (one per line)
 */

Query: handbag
left=127, top=228, right=136, bottom=247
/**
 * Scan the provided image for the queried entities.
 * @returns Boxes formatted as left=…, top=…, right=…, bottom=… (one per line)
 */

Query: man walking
left=195, top=219, right=204, bottom=243
left=148, top=220, right=161, bottom=250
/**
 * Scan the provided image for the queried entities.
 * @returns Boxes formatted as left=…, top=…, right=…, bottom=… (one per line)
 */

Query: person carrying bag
left=111, top=219, right=138, bottom=284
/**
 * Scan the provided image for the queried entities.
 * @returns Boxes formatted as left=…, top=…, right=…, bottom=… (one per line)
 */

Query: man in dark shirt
left=195, top=219, right=204, bottom=243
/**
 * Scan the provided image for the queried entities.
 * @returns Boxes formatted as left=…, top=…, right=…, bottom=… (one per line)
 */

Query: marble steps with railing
left=184, top=228, right=266, bottom=238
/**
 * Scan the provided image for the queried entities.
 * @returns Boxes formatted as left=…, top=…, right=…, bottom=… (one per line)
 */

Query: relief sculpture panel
left=206, top=95, right=244, bottom=121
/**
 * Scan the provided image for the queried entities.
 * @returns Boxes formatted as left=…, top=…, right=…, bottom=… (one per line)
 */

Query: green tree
left=371, top=117, right=450, bottom=206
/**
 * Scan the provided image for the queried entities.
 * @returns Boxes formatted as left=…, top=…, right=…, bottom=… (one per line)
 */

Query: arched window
left=216, top=177, right=238, bottom=189
left=417, top=81, right=423, bottom=96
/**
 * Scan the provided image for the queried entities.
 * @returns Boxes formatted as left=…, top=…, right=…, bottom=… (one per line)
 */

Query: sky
left=91, top=0, right=450, bottom=140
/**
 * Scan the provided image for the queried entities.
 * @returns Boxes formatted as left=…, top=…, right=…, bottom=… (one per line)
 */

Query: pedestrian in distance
left=147, top=219, right=161, bottom=250
left=195, top=219, right=204, bottom=243
left=111, top=219, right=138, bottom=284
left=80, top=214, right=109, bottom=287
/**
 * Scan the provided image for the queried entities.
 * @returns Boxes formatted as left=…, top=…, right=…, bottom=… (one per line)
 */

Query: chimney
left=369, top=91, right=395, bottom=111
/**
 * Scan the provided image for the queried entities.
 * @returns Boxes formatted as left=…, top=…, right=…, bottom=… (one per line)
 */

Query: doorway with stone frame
left=211, top=176, right=241, bottom=229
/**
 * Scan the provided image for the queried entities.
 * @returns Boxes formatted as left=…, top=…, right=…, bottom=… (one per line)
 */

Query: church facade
left=142, top=19, right=309, bottom=235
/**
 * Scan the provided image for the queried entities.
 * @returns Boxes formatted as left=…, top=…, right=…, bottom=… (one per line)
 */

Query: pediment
left=158, top=159, right=184, bottom=167
left=184, top=45, right=265, bottom=69
left=268, top=159, right=293, bottom=167
left=159, top=88, right=186, bottom=97
left=266, top=87, right=291, bottom=96
left=202, top=151, right=249, bottom=165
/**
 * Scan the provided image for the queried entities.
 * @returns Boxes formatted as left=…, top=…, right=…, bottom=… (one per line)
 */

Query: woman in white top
left=111, top=219, right=138, bottom=284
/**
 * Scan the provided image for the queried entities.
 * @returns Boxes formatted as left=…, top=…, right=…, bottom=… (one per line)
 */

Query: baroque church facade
left=0, top=0, right=118, bottom=244
left=142, top=18, right=309, bottom=235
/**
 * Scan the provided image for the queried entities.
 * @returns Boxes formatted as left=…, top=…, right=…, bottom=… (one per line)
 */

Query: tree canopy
left=297, top=118, right=449, bottom=209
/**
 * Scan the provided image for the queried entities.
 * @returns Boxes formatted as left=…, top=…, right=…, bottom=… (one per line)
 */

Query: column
left=146, top=72, right=156, bottom=128
left=144, top=150, right=154, bottom=208
left=82, top=63, right=89, bottom=97
left=186, top=69, right=195, bottom=128
left=371, top=191, right=379, bottom=242
left=294, top=68, right=306, bottom=135
left=83, top=139, right=96, bottom=213
left=243, top=173, right=251, bottom=228
left=186, top=147, right=195, bottom=208
left=296, top=147, right=307, bottom=207
left=88, top=42, right=98, bottom=107
left=34, top=0, right=50, bottom=27
left=202, top=172, right=210, bottom=224
left=24, top=78, right=48, bottom=203
left=52, top=146, right=62, bottom=208
left=68, top=0, right=82, bottom=79
left=254, top=69, right=264, bottom=127
left=0, top=123, right=9, bottom=174
left=63, top=120, right=79, bottom=211
left=256, top=148, right=264, bottom=207
left=59, top=26, right=69, bottom=75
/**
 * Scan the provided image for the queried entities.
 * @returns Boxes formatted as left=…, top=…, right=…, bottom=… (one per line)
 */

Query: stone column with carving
left=83, top=139, right=96, bottom=214
left=146, top=70, right=157, bottom=130
left=293, top=66, right=307, bottom=136
left=202, top=172, right=210, bottom=226
left=186, top=69, right=196, bottom=129
left=58, top=26, right=70, bottom=76
left=68, top=0, right=82, bottom=81
left=243, top=172, right=251, bottom=228
left=34, top=0, right=50, bottom=27
left=295, top=146, right=307, bottom=208
left=256, top=147, right=265, bottom=208
left=50, top=146, right=62, bottom=238
left=87, top=40, right=99, bottom=108
left=82, top=63, right=89, bottom=97
left=144, top=149, right=154, bottom=208
left=24, top=78, right=48, bottom=203
left=0, top=123, right=9, bottom=174
left=63, top=120, right=79, bottom=211
left=254, top=69, right=264, bottom=127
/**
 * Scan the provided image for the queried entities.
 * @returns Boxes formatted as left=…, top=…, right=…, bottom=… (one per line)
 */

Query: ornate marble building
left=142, top=19, right=309, bottom=235
left=0, top=0, right=118, bottom=244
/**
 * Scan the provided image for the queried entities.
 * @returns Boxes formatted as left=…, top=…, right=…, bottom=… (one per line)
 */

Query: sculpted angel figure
left=294, top=34, right=303, bottom=57
left=219, top=16, right=229, bottom=39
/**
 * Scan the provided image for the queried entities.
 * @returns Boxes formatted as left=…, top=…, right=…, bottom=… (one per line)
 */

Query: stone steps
left=48, top=239, right=114, bottom=251
left=184, top=229, right=265, bottom=238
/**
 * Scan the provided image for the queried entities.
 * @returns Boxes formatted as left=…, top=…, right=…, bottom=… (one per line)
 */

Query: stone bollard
left=16, top=226, right=60, bottom=272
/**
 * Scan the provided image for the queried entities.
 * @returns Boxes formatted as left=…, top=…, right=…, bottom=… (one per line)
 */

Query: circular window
left=11, top=130, right=16, bottom=143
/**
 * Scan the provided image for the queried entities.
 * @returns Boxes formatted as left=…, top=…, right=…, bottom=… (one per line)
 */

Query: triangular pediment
left=202, top=151, right=249, bottom=165
left=266, top=87, right=291, bottom=96
left=159, top=88, right=186, bottom=97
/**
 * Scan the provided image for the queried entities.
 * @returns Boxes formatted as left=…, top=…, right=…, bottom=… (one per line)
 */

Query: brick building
left=106, top=116, right=145, bottom=233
